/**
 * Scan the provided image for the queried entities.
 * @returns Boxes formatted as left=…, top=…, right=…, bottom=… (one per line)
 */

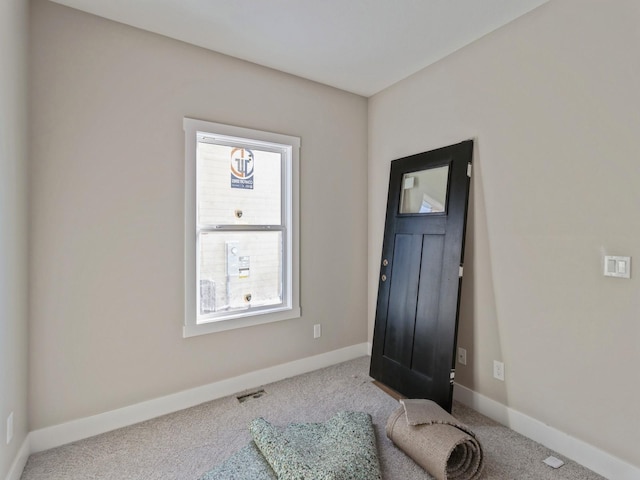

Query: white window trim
left=183, top=118, right=300, bottom=337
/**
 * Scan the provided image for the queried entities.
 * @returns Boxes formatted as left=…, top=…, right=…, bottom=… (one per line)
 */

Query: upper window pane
left=197, top=141, right=282, bottom=226
left=399, top=165, right=449, bottom=214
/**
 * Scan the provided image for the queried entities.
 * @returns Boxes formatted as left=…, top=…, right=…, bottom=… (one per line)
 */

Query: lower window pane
left=198, top=231, right=283, bottom=319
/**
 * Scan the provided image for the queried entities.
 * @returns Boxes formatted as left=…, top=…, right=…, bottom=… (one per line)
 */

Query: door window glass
left=399, top=165, right=449, bottom=214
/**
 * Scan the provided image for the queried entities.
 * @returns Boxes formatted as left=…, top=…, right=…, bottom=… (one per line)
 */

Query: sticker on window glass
left=239, top=256, right=250, bottom=278
left=230, top=147, right=254, bottom=190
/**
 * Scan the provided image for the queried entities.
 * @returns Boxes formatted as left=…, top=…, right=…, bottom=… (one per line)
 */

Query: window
left=183, top=118, right=300, bottom=337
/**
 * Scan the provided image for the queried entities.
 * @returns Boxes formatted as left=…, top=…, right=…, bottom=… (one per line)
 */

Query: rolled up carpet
left=386, top=399, right=484, bottom=480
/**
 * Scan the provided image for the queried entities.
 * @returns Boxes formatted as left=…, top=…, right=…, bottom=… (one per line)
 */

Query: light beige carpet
left=21, top=357, right=605, bottom=480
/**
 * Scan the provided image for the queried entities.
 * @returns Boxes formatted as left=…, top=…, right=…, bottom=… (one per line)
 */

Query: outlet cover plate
left=6, top=412, right=13, bottom=444
left=493, top=360, right=505, bottom=381
left=544, top=456, right=565, bottom=469
left=457, top=347, right=467, bottom=365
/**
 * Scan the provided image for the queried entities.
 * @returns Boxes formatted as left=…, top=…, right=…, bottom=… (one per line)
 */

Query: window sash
left=196, top=139, right=285, bottom=227
left=196, top=226, right=287, bottom=323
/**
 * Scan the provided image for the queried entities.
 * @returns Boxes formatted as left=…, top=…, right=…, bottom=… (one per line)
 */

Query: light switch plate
left=403, top=176, right=415, bottom=189
left=604, top=255, right=631, bottom=278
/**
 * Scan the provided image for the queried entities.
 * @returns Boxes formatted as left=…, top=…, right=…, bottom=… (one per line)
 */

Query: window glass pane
left=399, top=165, right=449, bottom=214
left=197, top=142, right=282, bottom=226
left=199, top=230, right=283, bottom=318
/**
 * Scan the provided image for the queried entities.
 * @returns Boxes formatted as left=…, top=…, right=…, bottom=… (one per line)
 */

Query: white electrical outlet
left=6, top=412, right=13, bottom=445
left=313, top=324, right=321, bottom=339
left=493, top=360, right=505, bottom=381
left=457, top=347, right=467, bottom=365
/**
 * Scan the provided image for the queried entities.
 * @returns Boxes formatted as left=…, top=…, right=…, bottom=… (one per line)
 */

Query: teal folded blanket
left=201, top=411, right=381, bottom=480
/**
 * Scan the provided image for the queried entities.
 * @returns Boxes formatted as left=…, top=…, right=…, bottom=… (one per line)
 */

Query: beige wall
left=29, top=0, right=368, bottom=430
left=0, top=0, right=29, bottom=476
left=369, top=0, right=640, bottom=467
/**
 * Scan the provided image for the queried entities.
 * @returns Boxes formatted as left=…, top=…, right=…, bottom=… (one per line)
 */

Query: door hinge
left=459, top=266, right=464, bottom=278
left=467, top=163, right=472, bottom=178
left=450, top=369, right=456, bottom=384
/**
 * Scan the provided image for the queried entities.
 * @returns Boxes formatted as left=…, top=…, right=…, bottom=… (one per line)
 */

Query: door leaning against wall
left=369, top=140, right=473, bottom=412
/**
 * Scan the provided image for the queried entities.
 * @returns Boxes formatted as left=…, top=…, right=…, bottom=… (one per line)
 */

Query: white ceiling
left=49, top=0, right=549, bottom=97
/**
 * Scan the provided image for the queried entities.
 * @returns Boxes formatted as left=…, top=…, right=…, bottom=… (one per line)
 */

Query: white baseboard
left=5, top=435, right=30, bottom=480
left=29, top=343, right=368, bottom=454
left=453, top=383, right=640, bottom=480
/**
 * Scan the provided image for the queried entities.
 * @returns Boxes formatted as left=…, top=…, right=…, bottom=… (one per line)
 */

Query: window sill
left=183, top=306, right=301, bottom=338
